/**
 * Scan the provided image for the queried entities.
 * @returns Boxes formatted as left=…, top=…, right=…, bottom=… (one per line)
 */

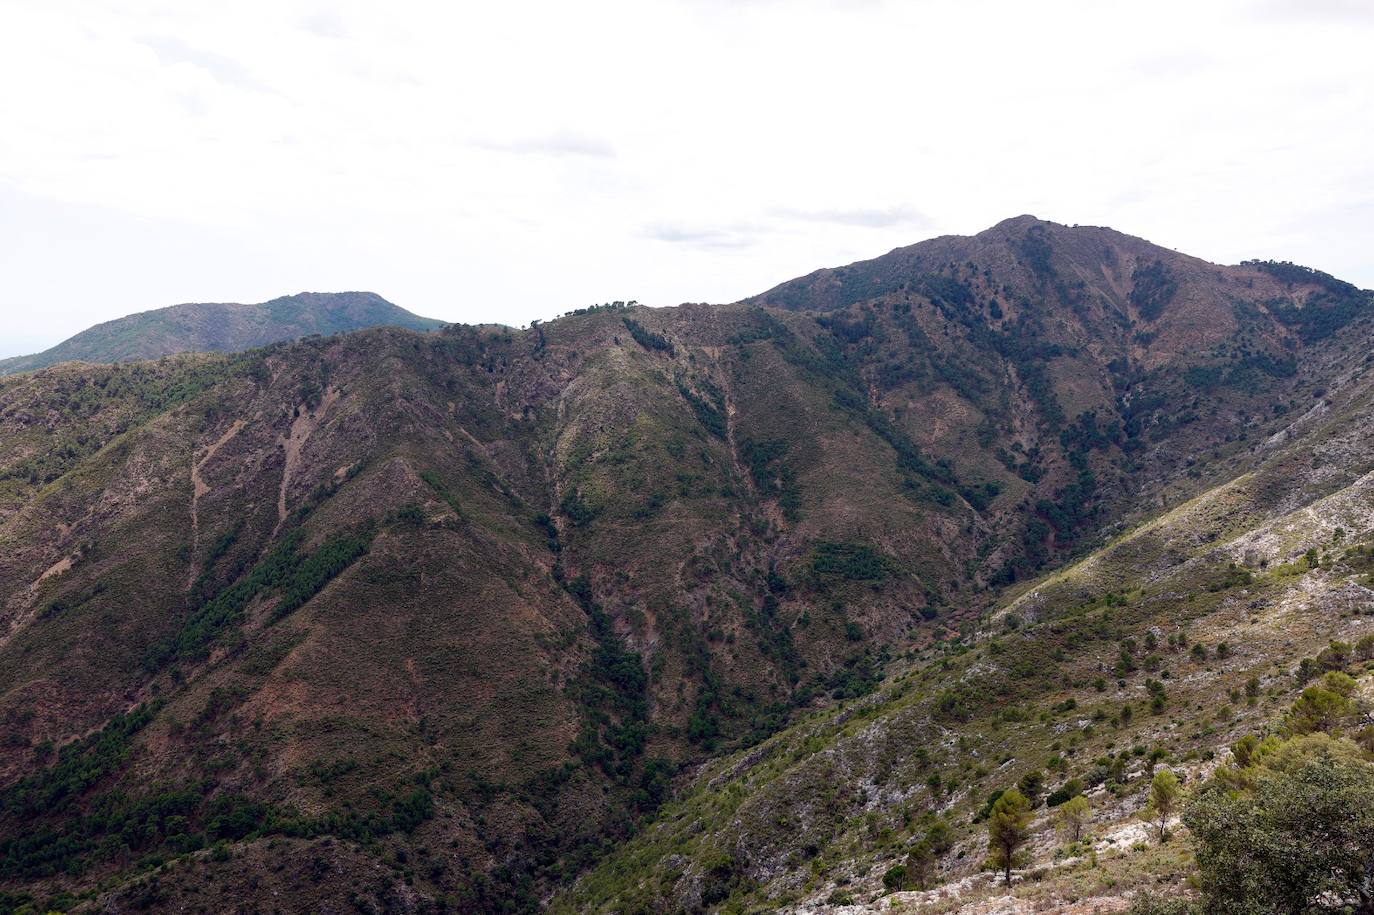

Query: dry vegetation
left=0, top=218, right=1371, bottom=913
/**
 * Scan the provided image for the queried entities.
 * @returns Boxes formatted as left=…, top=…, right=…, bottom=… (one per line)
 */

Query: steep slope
left=0, top=292, right=446, bottom=376
left=746, top=215, right=1374, bottom=580
left=0, top=310, right=992, bottom=912
left=0, top=219, right=1369, bottom=913
left=557, top=297, right=1374, bottom=914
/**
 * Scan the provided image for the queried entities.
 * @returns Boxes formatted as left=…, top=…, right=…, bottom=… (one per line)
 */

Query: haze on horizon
left=1, top=0, right=1371, bottom=358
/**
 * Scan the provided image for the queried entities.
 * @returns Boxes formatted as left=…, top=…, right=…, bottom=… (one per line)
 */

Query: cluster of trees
left=808, top=540, right=896, bottom=585
left=738, top=438, right=800, bottom=521
left=0, top=698, right=440, bottom=883
left=1243, top=258, right=1372, bottom=344
left=973, top=655, right=1374, bottom=913
left=144, top=524, right=373, bottom=670
left=982, top=777, right=1114, bottom=884
left=558, top=300, right=640, bottom=318
left=1130, top=261, right=1180, bottom=322
left=973, top=650, right=1374, bottom=912
left=621, top=317, right=674, bottom=354
left=1186, top=733, right=1374, bottom=914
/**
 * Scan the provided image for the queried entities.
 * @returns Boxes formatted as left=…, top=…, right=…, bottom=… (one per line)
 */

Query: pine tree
left=987, top=788, right=1032, bottom=884
left=1147, top=769, right=1180, bottom=842
left=1055, top=794, right=1090, bottom=844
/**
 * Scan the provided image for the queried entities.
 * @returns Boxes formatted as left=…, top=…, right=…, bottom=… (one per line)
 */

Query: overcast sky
left=1, top=0, right=1371, bottom=357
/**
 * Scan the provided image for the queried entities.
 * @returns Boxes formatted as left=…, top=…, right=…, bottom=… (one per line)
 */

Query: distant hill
left=0, top=292, right=445, bottom=375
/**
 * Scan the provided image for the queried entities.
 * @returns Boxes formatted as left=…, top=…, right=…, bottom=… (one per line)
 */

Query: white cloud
left=472, top=130, right=617, bottom=158
left=137, top=34, right=273, bottom=93
left=0, top=0, right=1370, bottom=356
left=770, top=206, right=933, bottom=230
left=642, top=222, right=760, bottom=249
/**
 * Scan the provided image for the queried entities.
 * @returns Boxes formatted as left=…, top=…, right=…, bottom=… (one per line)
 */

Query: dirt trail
left=189, top=419, right=245, bottom=559
left=705, top=347, right=751, bottom=496
left=275, top=387, right=339, bottom=530
left=28, top=556, right=73, bottom=593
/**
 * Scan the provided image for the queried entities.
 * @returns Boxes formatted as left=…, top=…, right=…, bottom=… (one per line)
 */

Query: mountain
left=0, top=217, right=1370, bottom=913
left=562, top=345, right=1374, bottom=913
left=0, top=292, right=446, bottom=376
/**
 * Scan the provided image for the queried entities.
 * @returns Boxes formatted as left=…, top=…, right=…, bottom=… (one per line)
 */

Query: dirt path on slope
left=189, top=419, right=245, bottom=567
left=275, top=387, right=339, bottom=531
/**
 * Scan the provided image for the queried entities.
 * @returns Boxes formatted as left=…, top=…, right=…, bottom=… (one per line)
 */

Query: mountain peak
left=985, top=213, right=1050, bottom=233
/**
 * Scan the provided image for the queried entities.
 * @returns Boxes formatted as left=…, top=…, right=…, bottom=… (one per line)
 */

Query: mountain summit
left=0, top=292, right=445, bottom=375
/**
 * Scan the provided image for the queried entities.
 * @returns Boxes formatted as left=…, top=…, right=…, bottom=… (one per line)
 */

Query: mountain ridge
left=0, top=291, right=446, bottom=376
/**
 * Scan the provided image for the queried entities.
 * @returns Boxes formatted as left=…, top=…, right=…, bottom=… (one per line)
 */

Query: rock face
left=0, top=291, right=446, bottom=375
left=0, top=218, right=1370, bottom=912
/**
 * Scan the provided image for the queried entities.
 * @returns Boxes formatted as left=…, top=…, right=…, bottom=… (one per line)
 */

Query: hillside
left=0, top=292, right=445, bottom=376
left=558, top=307, right=1374, bottom=912
left=0, top=218, right=1371, bottom=913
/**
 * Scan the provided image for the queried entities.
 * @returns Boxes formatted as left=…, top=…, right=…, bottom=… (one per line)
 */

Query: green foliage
left=829, top=385, right=959, bottom=493
left=188, top=519, right=244, bottom=604
left=1204, top=563, right=1253, bottom=592
left=820, top=652, right=883, bottom=701
left=0, top=705, right=183, bottom=880
left=419, top=469, right=464, bottom=520
left=1017, top=226, right=1054, bottom=278
left=0, top=359, right=236, bottom=486
left=676, top=380, right=726, bottom=438
left=986, top=788, right=1032, bottom=884
left=1146, top=769, right=1181, bottom=841
left=622, top=318, right=674, bottom=354
left=1034, top=469, right=1100, bottom=553
left=565, top=577, right=650, bottom=783
left=739, top=438, right=800, bottom=520
left=559, top=488, right=601, bottom=527
left=1046, top=777, right=1084, bottom=808
left=37, top=581, right=107, bottom=622
left=809, top=541, right=896, bottom=583
left=271, top=527, right=374, bottom=621
left=1244, top=259, right=1371, bottom=343
left=1296, top=640, right=1353, bottom=684
left=145, top=525, right=373, bottom=669
left=1130, top=261, right=1179, bottom=322
left=1053, top=793, right=1090, bottom=843
left=819, top=310, right=878, bottom=345
left=0, top=293, right=440, bottom=377
left=0, top=705, right=155, bottom=822
left=1282, top=672, right=1360, bottom=737
left=561, top=300, right=638, bottom=318
left=1186, top=735, right=1374, bottom=914
left=960, top=480, right=1003, bottom=512
left=1017, top=770, right=1045, bottom=807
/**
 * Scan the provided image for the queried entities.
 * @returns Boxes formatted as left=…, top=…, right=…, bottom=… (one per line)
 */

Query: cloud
left=642, top=223, right=758, bottom=249
left=298, top=10, right=349, bottom=39
left=644, top=205, right=932, bottom=251
left=770, top=204, right=932, bottom=229
left=5, top=0, right=1374, bottom=330
left=472, top=130, right=615, bottom=158
left=1247, top=0, right=1374, bottom=22
left=138, top=36, right=270, bottom=93
left=1127, top=50, right=1215, bottom=80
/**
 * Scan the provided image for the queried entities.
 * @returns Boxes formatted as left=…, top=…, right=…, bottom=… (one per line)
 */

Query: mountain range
left=0, top=216, right=1371, bottom=914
